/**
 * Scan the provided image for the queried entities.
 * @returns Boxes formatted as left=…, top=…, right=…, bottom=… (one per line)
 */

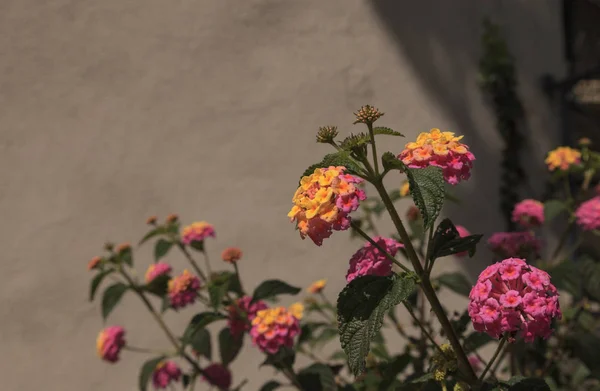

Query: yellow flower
left=307, top=279, right=327, bottom=294
left=545, top=146, right=581, bottom=171
left=400, top=181, right=410, bottom=197
left=288, top=302, right=304, bottom=320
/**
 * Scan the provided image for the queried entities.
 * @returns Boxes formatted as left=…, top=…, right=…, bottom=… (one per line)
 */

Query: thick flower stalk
left=96, top=326, right=126, bottom=363
left=152, top=360, right=182, bottom=389
left=488, top=231, right=541, bottom=259
left=511, top=199, right=544, bottom=228
left=181, top=221, right=216, bottom=245
left=469, top=258, right=561, bottom=342
left=144, top=262, right=172, bottom=283
left=398, top=128, right=475, bottom=185
left=250, top=306, right=301, bottom=354
left=575, top=196, right=600, bottom=231
left=545, top=146, right=581, bottom=171
left=168, top=270, right=201, bottom=309
left=288, top=166, right=366, bottom=246
left=202, top=363, right=232, bottom=390
left=346, top=236, right=404, bottom=282
left=227, top=295, right=268, bottom=337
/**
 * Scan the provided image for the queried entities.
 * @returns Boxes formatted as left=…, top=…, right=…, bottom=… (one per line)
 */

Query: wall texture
left=0, top=1, right=565, bottom=390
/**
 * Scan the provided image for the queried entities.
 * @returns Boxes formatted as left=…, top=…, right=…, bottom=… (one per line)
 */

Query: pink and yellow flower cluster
left=398, top=128, right=475, bottom=185
left=145, top=262, right=172, bottom=283
left=545, top=146, right=581, bottom=171
left=346, top=236, right=404, bottom=283
left=152, top=360, right=182, bottom=389
left=288, top=166, right=366, bottom=246
left=96, top=326, right=126, bottom=363
left=468, top=258, right=561, bottom=342
left=250, top=306, right=301, bottom=354
left=181, top=221, right=216, bottom=245
left=227, top=295, right=268, bottom=337
left=168, top=270, right=201, bottom=309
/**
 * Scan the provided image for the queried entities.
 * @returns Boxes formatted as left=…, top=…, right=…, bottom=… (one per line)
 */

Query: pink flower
left=152, top=361, right=182, bottom=389
left=202, top=363, right=232, bottom=390
left=250, top=307, right=301, bottom=354
left=227, top=295, right=268, bottom=337
left=512, top=199, right=545, bottom=228
left=487, top=231, right=541, bottom=259
left=469, top=258, right=561, bottom=342
left=288, top=166, right=366, bottom=246
left=168, top=270, right=201, bottom=309
left=181, top=221, right=216, bottom=245
left=575, top=196, right=600, bottom=231
left=346, top=237, right=404, bottom=283
left=144, top=262, right=172, bottom=284
left=221, top=247, right=243, bottom=263
left=96, top=326, right=125, bottom=363
left=455, top=225, right=471, bottom=257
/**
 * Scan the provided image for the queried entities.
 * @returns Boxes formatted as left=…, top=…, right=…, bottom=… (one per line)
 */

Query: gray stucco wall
left=0, top=1, right=565, bottom=389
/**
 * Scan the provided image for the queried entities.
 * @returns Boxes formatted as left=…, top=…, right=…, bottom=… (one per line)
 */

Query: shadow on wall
left=370, top=0, right=565, bottom=280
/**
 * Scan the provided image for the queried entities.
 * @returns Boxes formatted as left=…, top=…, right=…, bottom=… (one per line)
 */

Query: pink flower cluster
left=346, top=237, right=404, bottom=283
left=152, top=361, right=182, bottom=389
left=455, top=225, right=470, bottom=257
left=168, top=270, right=201, bottom=309
left=575, top=196, right=600, bottom=231
left=487, top=231, right=541, bottom=259
left=227, top=295, right=268, bottom=337
left=181, top=221, right=216, bottom=245
left=145, top=262, right=172, bottom=284
left=250, top=307, right=301, bottom=354
left=96, top=326, right=126, bottom=363
left=469, top=258, right=561, bottom=343
left=512, top=199, right=545, bottom=228
left=202, top=363, right=232, bottom=390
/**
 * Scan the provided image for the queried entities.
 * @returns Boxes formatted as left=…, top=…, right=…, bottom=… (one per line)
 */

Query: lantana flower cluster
left=168, top=270, right=201, bottom=309
left=202, top=363, right=232, bottom=390
left=488, top=231, right=541, bottom=259
left=545, top=146, right=581, bottom=171
left=288, top=166, right=366, bottom=246
left=469, top=258, right=561, bottom=342
left=511, top=199, right=545, bottom=228
left=96, top=326, right=126, bottom=363
left=181, top=221, right=216, bottom=245
left=152, top=360, right=182, bottom=389
left=145, top=262, right=172, bottom=283
left=575, top=196, right=600, bottom=231
left=346, top=236, right=404, bottom=283
left=398, top=128, right=475, bottom=185
left=250, top=306, right=301, bottom=354
left=227, top=295, right=268, bottom=337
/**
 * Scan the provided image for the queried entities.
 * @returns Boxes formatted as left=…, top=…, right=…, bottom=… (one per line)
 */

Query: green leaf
left=101, top=282, right=129, bottom=320
left=259, top=381, right=282, bottom=391
left=436, top=272, right=472, bottom=297
left=430, top=218, right=482, bottom=259
left=298, top=322, right=329, bottom=346
left=301, top=152, right=363, bottom=180
left=138, top=356, right=165, bottom=391
left=382, top=152, right=405, bottom=172
left=119, top=247, right=133, bottom=267
left=190, top=240, right=204, bottom=252
left=463, top=332, right=494, bottom=353
left=212, top=271, right=243, bottom=296
left=505, top=377, right=550, bottom=391
left=208, top=273, right=233, bottom=310
left=190, top=328, right=211, bottom=360
left=337, top=274, right=416, bottom=375
left=405, top=166, right=445, bottom=229
left=544, top=199, right=567, bottom=222
left=310, top=327, right=339, bottom=348
left=373, top=127, right=404, bottom=137
left=329, top=350, right=347, bottom=361
left=261, top=346, right=296, bottom=370
left=143, top=274, right=170, bottom=298
left=378, top=354, right=411, bottom=390
left=297, top=363, right=337, bottom=391
left=545, top=260, right=581, bottom=297
left=139, top=226, right=168, bottom=245
left=340, top=133, right=371, bottom=151
left=566, top=333, right=600, bottom=375
left=89, top=269, right=114, bottom=301
left=182, top=312, right=227, bottom=342
left=219, top=327, right=244, bottom=366
left=160, top=295, right=171, bottom=313
left=154, top=239, right=173, bottom=261
left=252, top=279, right=301, bottom=303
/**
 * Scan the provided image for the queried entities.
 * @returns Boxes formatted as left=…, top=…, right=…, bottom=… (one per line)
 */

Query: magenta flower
left=96, top=326, right=126, bottom=363
left=152, top=361, right=182, bottom=389
left=168, top=270, right=201, bottom=309
left=202, top=363, right=232, bottom=390
left=512, top=199, right=545, bottom=228
left=487, top=231, right=541, bottom=259
left=346, top=237, right=404, bottom=283
left=469, top=258, right=561, bottom=342
left=575, top=196, right=600, bottom=231
left=250, top=307, right=301, bottom=355
left=144, top=262, right=172, bottom=284
left=227, top=295, right=268, bottom=337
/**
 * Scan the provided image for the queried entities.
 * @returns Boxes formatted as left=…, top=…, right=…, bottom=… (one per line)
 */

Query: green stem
left=367, top=123, right=380, bottom=175
left=404, top=303, right=444, bottom=356
left=202, top=250, right=213, bottom=281
left=424, top=225, right=435, bottom=273
left=233, top=262, right=246, bottom=295
left=350, top=221, right=411, bottom=273
left=176, top=242, right=208, bottom=282
left=373, top=179, right=478, bottom=385
left=123, top=345, right=172, bottom=355
left=479, top=337, right=507, bottom=382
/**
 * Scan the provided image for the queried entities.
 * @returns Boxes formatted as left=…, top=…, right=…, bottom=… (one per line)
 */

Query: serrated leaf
left=138, top=356, right=165, bottom=391
left=261, top=346, right=296, bottom=369
left=405, top=166, right=445, bottom=229
left=101, top=282, right=129, bottom=320
left=300, top=152, right=363, bottom=180
left=297, top=363, right=337, bottom=391
left=143, top=274, right=170, bottom=297
left=219, top=327, right=244, bottom=366
left=382, top=152, right=405, bottom=172
left=337, top=274, right=416, bottom=375
left=544, top=199, right=567, bottom=222
left=189, top=328, right=211, bottom=360
left=182, top=312, right=227, bottom=342
left=259, top=381, right=282, bottom=391
left=431, top=219, right=482, bottom=259
left=340, top=133, right=371, bottom=151
left=154, top=239, right=173, bottom=261
left=251, top=279, right=301, bottom=303
left=436, top=272, right=472, bottom=297
left=89, top=269, right=114, bottom=301
left=373, top=127, right=404, bottom=137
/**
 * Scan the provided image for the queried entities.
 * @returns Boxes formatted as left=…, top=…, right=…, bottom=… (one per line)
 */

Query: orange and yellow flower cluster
left=288, top=166, right=366, bottom=246
left=545, top=146, right=581, bottom=171
left=398, top=128, right=475, bottom=185
left=250, top=306, right=301, bottom=354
